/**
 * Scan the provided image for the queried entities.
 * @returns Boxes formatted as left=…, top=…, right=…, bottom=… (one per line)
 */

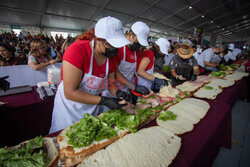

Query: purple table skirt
left=0, top=87, right=54, bottom=147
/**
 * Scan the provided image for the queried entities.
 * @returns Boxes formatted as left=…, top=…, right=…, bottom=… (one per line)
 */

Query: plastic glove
left=154, top=78, right=169, bottom=86
left=153, top=78, right=169, bottom=93
left=190, top=74, right=197, bottom=81
left=134, top=85, right=150, bottom=95
left=116, top=90, right=131, bottom=101
left=99, top=96, right=127, bottom=110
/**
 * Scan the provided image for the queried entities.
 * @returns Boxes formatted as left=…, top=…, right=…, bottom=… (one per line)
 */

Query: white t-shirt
left=193, top=51, right=205, bottom=67
left=224, top=51, right=236, bottom=62
left=232, top=48, right=241, bottom=58
left=203, top=48, right=220, bottom=71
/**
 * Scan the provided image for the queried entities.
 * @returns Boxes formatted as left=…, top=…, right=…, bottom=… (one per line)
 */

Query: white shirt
left=203, top=48, right=220, bottom=71
left=224, top=51, right=236, bottom=62
left=232, top=48, right=241, bottom=58
left=193, top=51, right=205, bottom=67
left=164, top=53, right=175, bottom=65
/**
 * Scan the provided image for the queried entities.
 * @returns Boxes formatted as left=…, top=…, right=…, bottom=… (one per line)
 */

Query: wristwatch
left=175, top=75, right=179, bottom=80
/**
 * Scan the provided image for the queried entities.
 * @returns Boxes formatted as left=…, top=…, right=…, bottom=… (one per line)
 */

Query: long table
left=0, top=87, right=54, bottom=147
left=1, top=76, right=248, bottom=166
left=47, top=76, right=248, bottom=167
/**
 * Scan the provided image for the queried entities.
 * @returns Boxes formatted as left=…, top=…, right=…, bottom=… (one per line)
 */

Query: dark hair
left=0, top=42, right=12, bottom=51
left=0, top=42, right=15, bottom=55
left=223, top=47, right=229, bottom=54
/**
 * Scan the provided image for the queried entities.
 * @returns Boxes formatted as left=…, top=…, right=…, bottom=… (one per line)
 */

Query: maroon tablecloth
left=2, top=76, right=248, bottom=166
left=0, top=87, right=54, bottom=147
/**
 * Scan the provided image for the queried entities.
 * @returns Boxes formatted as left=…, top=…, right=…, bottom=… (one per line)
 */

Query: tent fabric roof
left=0, top=0, right=249, bottom=40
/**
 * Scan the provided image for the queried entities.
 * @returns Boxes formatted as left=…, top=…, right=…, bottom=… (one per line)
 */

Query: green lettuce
left=203, top=86, right=213, bottom=90
left=176, top=95, right=182, bottom=102
left=210, top=71, right=226, bottom=77
left=66, top=113, right=117, bottom=148
left=162, top=65, right=171, bottom=72
left=0, top=136, right=49, bottom=167
left=184, top=91, right=190, bottom=96
left=229, top=64, right=237, bottom=70
left=159, top=111, right=177, bottom=122
left=99, top=109, right=141, bottom=133
left=220, top=64, right=228, bottom=71
left=136, top=107, right=156, bottom=122
left=136, top=98, right=146, bottom=104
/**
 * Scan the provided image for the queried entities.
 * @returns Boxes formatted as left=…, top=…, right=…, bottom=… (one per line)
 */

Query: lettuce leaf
left=159, top=111, right=177, bottom=122
left=210, top=71, right=226, bottom=77
left=0, top=136, right=48, bottom=167
left=136, top=107, right=156, bottom=122
left=220, top=64, right=228, bottom=71
left=100, top=109, right=141, bottom=133
left=66, top=113, right=117, bottom=148
left=184, top=91, right=190, bottom=96
left=203, top=86, right=213, bottom=90
left=229, top=64, right=237, bottom=70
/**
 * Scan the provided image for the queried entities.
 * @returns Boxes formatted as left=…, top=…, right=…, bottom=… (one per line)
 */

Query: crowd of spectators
left=0, top=31, right=75, bottom=69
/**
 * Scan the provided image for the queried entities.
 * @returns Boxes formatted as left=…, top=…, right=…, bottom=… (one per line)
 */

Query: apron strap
left=106, top=58, right=109, bottom=76
left=88, top=40, right=94, bottom=75
left=123, top=46, right=126, bottom=61
left=89, top=40, right=109, bottom=77
left=123, top=45, right=137, bottom=63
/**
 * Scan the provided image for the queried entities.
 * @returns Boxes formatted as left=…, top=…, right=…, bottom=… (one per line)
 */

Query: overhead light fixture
left=222, top=28, right=224, bottom=30
left=211, top=20, right=214, bottom=23
left=201, top=15, right=205, bottom=18
left=189, top=6, right=192, bottom=9
left=217, top=26, right=220, bottom=28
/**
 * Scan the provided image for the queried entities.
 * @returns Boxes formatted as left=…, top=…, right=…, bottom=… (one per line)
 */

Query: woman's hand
left=116, top=90, right=131, bottom=101
left=99, top=96, right=127, bottom=110
left=49, top=59, right=57, bottom=65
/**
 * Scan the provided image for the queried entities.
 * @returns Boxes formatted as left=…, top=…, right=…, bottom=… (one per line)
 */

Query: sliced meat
left=145, top=98, right=160, bottom=108
left=122, top=103, right=137, bottom=114
left=136, top=103, right=151, bottom=110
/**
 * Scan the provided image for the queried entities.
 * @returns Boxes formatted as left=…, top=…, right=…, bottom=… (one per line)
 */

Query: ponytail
left=76, top=28, right=95, bottom=41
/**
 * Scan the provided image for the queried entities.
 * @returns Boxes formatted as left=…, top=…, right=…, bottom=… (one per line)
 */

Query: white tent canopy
left=0, top=0, right=249, bottom=41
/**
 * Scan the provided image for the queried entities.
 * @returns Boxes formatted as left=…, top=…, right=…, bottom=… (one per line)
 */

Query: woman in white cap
left=136, top=38, right=169, bottom=93
left=49, top=16, right=131, bottom=134
left=102, top=21, right=151, bottom=100
left=169, top=44, right=200, bottom=86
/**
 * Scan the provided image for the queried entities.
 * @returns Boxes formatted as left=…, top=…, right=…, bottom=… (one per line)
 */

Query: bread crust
left=57, top=129, right=130, bottom=166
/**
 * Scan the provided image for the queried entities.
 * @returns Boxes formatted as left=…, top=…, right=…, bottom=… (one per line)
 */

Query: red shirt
left=116, top=45, right=140, bottom=65
left=62, top=40, right=116, bottom=80
left=136, top=49, right=154, bottom=72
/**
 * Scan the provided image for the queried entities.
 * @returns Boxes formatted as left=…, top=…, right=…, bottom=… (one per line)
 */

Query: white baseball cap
left=131, top=21, right=150, bottom=46
left=155, top=38, right=170, bottom=55
left=95, top=16, right=130, bottom=48
left=228, top=43, right=234, bottom=50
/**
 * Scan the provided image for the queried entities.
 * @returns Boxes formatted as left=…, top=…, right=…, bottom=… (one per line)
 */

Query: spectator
left=0, top=42, right=26, bottom=66
left=28, top=40, right=57, bottom=70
